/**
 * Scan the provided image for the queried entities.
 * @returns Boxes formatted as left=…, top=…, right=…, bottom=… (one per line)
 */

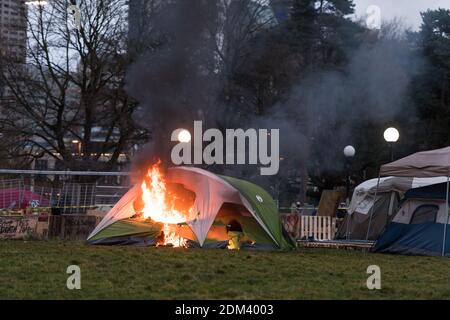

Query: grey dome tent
left=87, top=166, right=295, bottom=250
left=373, top=182, right=450, bottom=256
left=336, top=176, right=447, bottom=240
left=369, top=146, right=450, bottom=257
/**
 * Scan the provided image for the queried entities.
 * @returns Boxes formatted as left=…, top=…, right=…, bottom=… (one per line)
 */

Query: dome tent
left=336, top=176, right=448, bottom=240
left=87, top=167, right=295, bottom=250
left=373, top=182, right=450, bottom=256
left=370, top=146, right=450, bottom=257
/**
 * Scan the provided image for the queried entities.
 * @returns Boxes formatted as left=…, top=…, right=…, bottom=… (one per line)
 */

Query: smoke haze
left=125, top=1, right=421, bottom=201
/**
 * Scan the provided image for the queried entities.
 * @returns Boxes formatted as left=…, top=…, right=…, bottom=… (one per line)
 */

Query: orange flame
left=140, top=162, right=188, bottom=247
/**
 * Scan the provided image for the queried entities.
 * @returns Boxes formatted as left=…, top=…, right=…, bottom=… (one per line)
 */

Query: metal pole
left=2, top=180, right=5, bottom=210
left=345, top=158, right=352, bottom=240
left=75, top=184, right=81, bottom=213
left=0, top=169, right=129, bottom=176
left=442, top=175, right=449, bottom=257
left=18, top=176, right=24, bottom=210
left=50, top=187, right=54, bottom=211
left=91, top=182, right=96, bottom=208
left=384, top=191, right=396, bottom=232
left=345, top=209, right=351, bottom=240
left=345, top=160, right=351, bottom=240
left=39, top=186, right=44, bottom=207
left=62, top=182, right=67, bottom=215
left=389, top=143, right=394, bottom=162
left=366, top=173, right=381, bottom=241
left=84, top=184, right=89, bottom=213
left=346, top=160, right=350, bottom=203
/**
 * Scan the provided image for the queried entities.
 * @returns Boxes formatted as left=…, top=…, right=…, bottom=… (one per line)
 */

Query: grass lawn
left=0, top=240, right=449, bottom=299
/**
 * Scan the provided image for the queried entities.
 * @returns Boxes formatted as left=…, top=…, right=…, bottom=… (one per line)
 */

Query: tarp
left=380, top=146, right=450, bottom=177
left=373, top=222, right=450, bottom=257
left=347, top=176, right=448, bottom=217
left=0, top=188, right=50, bottom=209
left=88, top=184, right=140, bottom=239
left=404, top=182, right=450, bottom=201
left=337, top=193, right=396, bottom=240
left=88, top=220, right=162, bottom=246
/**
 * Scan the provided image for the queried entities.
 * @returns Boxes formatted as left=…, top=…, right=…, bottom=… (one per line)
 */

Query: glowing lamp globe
left=177, top=129, right=191, bottom=143
left=383, top=127, right=399, bottom=143
left=343, top=145, right=356, bottom=158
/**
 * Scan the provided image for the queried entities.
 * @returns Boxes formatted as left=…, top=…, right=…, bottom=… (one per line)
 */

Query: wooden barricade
left=300, top=216, right=337, bottom=240
left=48, top=215, right=102, bottom=240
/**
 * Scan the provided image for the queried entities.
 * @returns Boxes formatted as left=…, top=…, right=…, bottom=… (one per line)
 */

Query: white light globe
left=177, top=129, right=191, bottom=143
left=384, top=127, right=399, bottom=143
left=343, top=145, right=356, bottom=157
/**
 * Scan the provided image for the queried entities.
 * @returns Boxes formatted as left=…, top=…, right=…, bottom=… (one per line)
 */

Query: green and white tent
left=87, top=167, right=295, bottom=250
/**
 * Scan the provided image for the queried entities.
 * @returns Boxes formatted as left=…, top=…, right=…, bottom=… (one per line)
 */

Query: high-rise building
left=0, top=0, right=27, bottom=100
left=0, top=0, right=27, bottom=62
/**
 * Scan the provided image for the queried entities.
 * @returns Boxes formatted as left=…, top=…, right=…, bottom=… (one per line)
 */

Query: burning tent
left=87, top=165, right=295, bottom=250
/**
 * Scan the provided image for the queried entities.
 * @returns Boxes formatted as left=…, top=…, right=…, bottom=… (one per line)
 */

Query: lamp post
left=177, top=129, right=191, bottom=143
left=383, top=127, right=399, bottom=161
left=343, top=145, right=356, bottom=204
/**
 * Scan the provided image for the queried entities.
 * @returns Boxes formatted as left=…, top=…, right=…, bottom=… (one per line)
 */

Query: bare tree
left=0, top=0, right=148, bottom=171
left=210, top=0, right=294, bottom=120
left=212, top=0, right=275, bottom=78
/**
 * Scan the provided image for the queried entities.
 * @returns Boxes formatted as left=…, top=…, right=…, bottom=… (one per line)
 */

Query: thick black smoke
left=126, top=0, right=219, bottom=170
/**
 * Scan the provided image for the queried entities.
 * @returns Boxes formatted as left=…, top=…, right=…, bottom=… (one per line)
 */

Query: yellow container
left=227, top=231, right=242, bottom=250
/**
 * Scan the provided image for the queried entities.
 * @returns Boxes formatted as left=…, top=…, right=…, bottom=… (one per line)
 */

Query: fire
left=139, top=162, right=189, bottom=247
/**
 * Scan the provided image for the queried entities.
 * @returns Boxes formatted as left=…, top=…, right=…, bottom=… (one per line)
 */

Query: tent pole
left=442, top=175, right=449, bottom=257
left=366, top=172, right=381, bottom=241
left=345, top=210, right=351, bottom=240
left=345, top=191, right=351, bottom=240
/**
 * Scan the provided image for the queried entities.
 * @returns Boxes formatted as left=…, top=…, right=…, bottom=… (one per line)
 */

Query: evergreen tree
left=413, top=9, right=450, bottom=149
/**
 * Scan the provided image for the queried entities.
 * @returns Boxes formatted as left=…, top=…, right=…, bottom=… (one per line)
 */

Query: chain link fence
left=0, top=171, right=131, bottom=214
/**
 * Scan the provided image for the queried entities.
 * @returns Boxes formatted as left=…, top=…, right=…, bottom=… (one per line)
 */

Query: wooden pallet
left=297, top=240, right=375, bottom=251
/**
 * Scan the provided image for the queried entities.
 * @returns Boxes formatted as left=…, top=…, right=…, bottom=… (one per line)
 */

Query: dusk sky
left=353, top=0, right=450, bottom=30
